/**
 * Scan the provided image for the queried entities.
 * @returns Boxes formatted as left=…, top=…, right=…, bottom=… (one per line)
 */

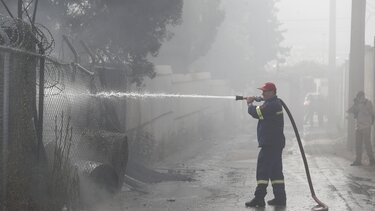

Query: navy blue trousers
left=254, top=147, right=286, bottom=200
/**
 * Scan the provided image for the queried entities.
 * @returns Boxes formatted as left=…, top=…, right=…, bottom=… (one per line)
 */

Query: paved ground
left=92, top=128, right=375, bottom=211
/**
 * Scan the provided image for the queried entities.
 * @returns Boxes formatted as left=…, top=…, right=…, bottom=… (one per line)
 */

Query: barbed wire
left=0, top=14, right=55, bottom=54
left=43, top=62, right=67, bottom=96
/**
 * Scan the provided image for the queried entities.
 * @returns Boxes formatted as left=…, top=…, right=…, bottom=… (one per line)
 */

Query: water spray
left=235, top=96, right=329, bottom=211
left=94, top=91, right=236, bottom=100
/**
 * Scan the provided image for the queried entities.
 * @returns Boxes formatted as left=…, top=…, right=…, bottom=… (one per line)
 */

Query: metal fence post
left=0, top=27, right=10, bottom=209
left=37, top=46, right=45, bottom=160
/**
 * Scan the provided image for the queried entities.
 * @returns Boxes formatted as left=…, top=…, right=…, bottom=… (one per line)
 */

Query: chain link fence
left=0, top=15, right=128, bottom=210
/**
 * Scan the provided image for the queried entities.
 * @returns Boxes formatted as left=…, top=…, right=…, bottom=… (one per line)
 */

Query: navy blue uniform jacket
left=248, top=95, right=285, bottom=148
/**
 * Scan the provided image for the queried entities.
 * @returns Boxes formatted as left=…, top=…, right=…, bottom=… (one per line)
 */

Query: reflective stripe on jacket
left=248, top=95, right=285, bottom=148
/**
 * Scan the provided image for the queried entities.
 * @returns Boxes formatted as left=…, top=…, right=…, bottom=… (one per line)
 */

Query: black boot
left=245, top=197, right=265, bottom=207
left=267, top=198, right=286, bottom=206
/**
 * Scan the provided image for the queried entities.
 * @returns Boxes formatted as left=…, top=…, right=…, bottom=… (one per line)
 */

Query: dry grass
left=46, top=112, right=80, bottom=210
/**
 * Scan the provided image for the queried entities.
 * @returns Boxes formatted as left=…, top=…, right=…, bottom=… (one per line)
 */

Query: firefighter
left=245, top=82, right=286, bottom=207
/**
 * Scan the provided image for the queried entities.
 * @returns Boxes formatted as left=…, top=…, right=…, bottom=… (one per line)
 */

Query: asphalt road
left=93, top=130, right=375, bottom=211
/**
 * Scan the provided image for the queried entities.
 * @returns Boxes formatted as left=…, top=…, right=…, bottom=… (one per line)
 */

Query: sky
left=276, top=0, right=375, bottom=65
left=195, top=0, right=375, bottom=70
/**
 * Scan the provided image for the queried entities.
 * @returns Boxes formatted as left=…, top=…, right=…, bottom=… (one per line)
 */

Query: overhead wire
left=0, top=0, right=15, bottom=19
left=24, top=0, right=34, bottom=11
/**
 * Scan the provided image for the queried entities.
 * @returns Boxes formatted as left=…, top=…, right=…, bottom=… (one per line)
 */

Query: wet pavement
left=96, top=130, right=375, bottom=211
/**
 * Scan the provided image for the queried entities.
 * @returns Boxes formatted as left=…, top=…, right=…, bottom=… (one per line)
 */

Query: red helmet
left=258, top=82, right=277, bottom=92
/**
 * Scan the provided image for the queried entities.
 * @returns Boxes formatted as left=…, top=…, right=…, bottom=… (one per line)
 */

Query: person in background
left=244, top=82, right=286, bottom=208
left=348, top=91, right=375, bottom=166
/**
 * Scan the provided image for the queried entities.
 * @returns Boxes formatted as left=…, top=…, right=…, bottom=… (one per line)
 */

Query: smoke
left=79, top=176, right=122, bottom=211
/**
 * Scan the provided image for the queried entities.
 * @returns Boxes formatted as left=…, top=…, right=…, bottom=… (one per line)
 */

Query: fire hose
left=236, top=96, right=329, bottom=211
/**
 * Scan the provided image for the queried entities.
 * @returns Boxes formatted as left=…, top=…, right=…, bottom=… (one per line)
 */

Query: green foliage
left=38, top=0, right=183, bottom=85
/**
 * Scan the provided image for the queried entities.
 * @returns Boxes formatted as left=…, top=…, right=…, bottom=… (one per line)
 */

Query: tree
left=154, top=0, right=225, bottom=73
left=36, top=0, right=184, bottom=85
left=246, top=0, right=287, bottom=70
left=1, top=0, right=183, bottom=84
left=194, top=0, right=287, bottom=87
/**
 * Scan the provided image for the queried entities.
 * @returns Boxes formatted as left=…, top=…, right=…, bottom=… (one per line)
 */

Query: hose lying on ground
left=280, top=99, right=329, bottom=211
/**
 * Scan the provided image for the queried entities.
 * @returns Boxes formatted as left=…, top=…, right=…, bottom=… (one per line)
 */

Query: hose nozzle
left=235, top=95, right=244, bottom=101
left=235, top=95, right=263, bottom=102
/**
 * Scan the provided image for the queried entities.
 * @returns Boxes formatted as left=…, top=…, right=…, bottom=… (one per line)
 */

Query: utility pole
left=328, top=0, right=336, bottom=127
left=329, top=0, right=336, bottom=68
left=348, top=0, right=366, bottom=150
left=32, top=0, right=39, bottom=25
left=18, top=0, right=23, bottom=19
left=373, top=36, right=375, bottom=146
